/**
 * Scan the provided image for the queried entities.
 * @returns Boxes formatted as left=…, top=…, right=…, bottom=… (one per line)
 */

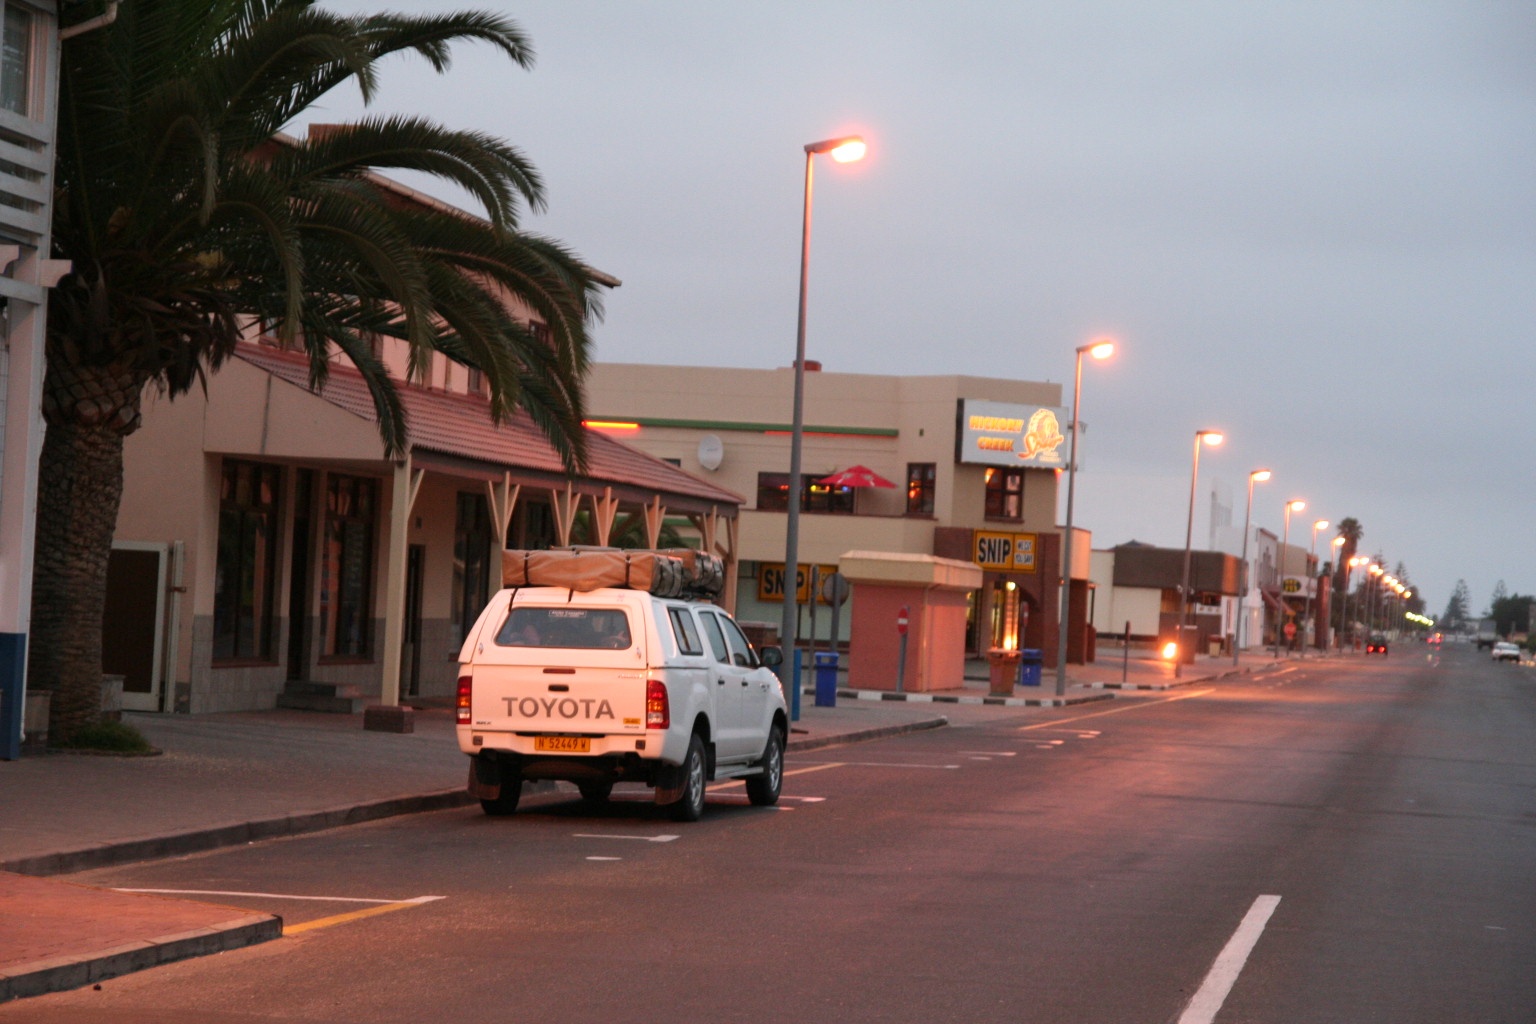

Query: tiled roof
left=235, top=344, right=742, bottom=508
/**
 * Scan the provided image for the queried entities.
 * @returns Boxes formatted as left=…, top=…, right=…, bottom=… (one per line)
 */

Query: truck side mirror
left=759, top=646, right=784, bottom=668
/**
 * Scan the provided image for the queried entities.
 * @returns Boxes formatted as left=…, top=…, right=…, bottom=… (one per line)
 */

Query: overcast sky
left=309, top=1, right=1534, bottom=620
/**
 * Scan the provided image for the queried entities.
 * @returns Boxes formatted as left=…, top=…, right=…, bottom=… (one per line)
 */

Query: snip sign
left=972, top=530, right=1038, bottom=573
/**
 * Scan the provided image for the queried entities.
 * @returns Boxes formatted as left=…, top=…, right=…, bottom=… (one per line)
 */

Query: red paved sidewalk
left=0, top=872, right=278, bottom=1002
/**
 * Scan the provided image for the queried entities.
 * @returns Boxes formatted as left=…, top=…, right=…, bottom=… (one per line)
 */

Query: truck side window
left=668, top=606, right=704, bottom=656
left=719, top=615, right=757, bottom=668
left=697, top=611, right=731, bottom=665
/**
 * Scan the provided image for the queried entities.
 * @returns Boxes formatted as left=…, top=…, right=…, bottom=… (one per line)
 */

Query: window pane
left=213, top=460, right=280, bottom=661
left=495, top=607, right=632, bottom=650
left=1, top=6, right=32, bottom=117
left=697, top=611, right=730, bottom=664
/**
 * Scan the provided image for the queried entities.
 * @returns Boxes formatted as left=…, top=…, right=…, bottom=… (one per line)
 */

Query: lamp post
left=1276, top=499, right=1305, bottom=657
left=1300, top=519, right=1328, bottom=658
left=1347, top=555, right=1367, bottom=650
left=1175, top=429, right=1223, bottom=679
left=780, top=134, right=865, bottom=711
left=1233, top=469, right=1271, bottom=667
left=1328, top=535, right=1345, bottom=649
left=1054, top=337, right=1115, bottom=696
left=1367, top=563, right=1383, bottom=638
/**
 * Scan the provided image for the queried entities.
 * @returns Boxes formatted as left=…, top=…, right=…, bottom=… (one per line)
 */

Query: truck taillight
left=456, top=674, right=472, bottom=725
left=645, top=678, right=669, bottom=729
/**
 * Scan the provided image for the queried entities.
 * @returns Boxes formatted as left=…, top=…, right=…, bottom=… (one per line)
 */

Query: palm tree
left=36, top=1, right=603, bottom=741
left=1330, top=517, right=1363, bottom=641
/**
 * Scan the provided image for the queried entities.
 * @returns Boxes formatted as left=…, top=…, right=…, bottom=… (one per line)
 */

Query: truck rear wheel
left=480, top=779, right=522, bottom=816
left=669, top=734, right=708, bottom=822
left=745, top=726, right=784, bottom=807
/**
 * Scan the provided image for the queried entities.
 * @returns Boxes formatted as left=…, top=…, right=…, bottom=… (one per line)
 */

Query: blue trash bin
left=1018, top=648, right=1043, bottom=687
left=813, top=651, right=839, bottom=707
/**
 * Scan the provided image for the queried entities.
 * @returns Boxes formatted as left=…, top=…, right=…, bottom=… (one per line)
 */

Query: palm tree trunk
left=31, top=361, right=143, bottom=743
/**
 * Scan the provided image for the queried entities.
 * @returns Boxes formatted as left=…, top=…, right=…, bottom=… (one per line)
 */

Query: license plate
left=534, top=735, right=591, bottom=753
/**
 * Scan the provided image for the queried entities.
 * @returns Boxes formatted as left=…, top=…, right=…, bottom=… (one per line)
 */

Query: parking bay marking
left=572, top=833, right=679, bottom=843
left=1016, top=688, right=1214, bottom=733
left=119, top=891, right=452, bottom=937
left=1177, top=895, right=1281, bottom=1024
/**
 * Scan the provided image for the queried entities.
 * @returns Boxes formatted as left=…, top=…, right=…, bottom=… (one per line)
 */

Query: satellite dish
left=697, top=434, right=724, bottom=471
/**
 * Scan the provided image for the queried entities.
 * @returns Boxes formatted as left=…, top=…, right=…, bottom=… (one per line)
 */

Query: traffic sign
left=896, top=606, right=909, bottom=635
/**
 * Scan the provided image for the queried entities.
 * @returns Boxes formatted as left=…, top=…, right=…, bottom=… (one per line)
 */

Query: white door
left=104, top=542, right=168, bottom=713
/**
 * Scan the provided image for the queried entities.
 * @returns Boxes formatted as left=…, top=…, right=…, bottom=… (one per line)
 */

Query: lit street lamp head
left=1313, top=519, right=1329, bottom=532
left=1197, top=429, right=1224, bottom=446
left=1251, top=468, right=1272, bottom=483
left=805, top=135, right=867, bottom=162
left=1081, top=337, right=1116, bottom=360
left=1287, top=499, right=1306, bottom=513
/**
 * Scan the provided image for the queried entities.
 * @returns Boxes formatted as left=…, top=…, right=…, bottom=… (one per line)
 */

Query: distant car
left=1428, top=633, right=1442, bottom=647
left=1491, top=642, right=1521, bottom=663
left=1366, top=635, right=1389, bottom=655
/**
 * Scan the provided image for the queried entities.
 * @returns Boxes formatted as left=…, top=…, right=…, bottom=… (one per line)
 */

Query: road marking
left=797, top=760, right=960, bottom=769
left=586, top=856, right=622, bottom=862
left=1177, top=895, right=1281, bottom=1024
left=1017, top=689, right=1213, bottom=732
left=115, top=888, right=425, bottom=905
left=573, top=833, right=679, bottom=843
left=784, top=762, right=843, bottom=777
left=961, top=751, right=1017, bottom=756
left=283, top=896, right=445, bottom=936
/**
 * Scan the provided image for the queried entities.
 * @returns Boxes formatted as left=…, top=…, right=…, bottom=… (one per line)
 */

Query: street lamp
left=1347, top=555, right=1368, bottom=650
left=1054, top=337, right=1115, bottom=695
left=1300, top=518, right=1328, bottom=658
left=1367, top=563, right=1384, bottom=637
left=1329, top=535, right=1345, bottom=649
left=1233, top=469, right=1271, bottom=667
left=1276, top=499, right=1305, bottom=657
left=1176, top=429, right=1223, bottom=679
left=781, top=134, right=866, bottom=713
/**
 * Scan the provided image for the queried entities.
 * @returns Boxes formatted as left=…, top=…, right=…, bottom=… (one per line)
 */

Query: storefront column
left=376, top=454, right=422, bottom=712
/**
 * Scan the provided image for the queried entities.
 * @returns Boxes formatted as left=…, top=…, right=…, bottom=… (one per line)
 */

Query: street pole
left=779, top=135, right=865, bottom=718
left=1301, top=519, right=1327, bottom=659
left=1055, top=338, right=1114, bottom=696
left=1176, top=430, right=1222, bottom=680
left=1234, top=469, right=1270, bottom=667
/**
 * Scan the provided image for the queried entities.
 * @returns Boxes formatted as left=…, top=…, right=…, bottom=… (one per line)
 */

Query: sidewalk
left=0, top=649, right=1272, bottom=1002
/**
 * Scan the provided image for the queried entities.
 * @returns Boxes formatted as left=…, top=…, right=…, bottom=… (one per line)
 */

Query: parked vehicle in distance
left=1366, top=634, right=1389, bottom=655
left=1427, top=633, right=1442, bottom=647
left=1491, top=641, right=1521, bottom=663
left=457, top=551, right=789, bottom=822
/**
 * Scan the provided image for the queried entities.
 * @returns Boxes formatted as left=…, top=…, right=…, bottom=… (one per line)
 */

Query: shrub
left=52, top=719, right=158, bottom=755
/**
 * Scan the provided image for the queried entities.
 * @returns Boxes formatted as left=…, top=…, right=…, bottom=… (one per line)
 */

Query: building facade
left=584, top=363, right=1093, bottom=668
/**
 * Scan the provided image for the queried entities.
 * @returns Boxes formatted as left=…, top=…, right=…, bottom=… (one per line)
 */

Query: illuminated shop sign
left=957, top=399, right=1070, bottom=467
left=973, top=530, right=1038, bottom=573
left=759, top=562, right=840, bottom=604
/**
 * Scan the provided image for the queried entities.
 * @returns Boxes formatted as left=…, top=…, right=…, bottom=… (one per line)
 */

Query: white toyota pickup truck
left=456, top=583, right=788, bottom=821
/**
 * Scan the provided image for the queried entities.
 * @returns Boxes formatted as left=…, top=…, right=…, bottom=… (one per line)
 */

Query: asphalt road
left=8, top=643, right=1534, bottom=1023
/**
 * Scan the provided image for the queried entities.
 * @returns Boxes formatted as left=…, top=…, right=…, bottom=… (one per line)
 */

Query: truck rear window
left=495, top=607, right=633, bottom=650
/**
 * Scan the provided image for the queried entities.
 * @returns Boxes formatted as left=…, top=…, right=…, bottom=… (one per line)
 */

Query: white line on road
left=573, top=833, right=679, bottom=843
left=586, top=856, right=622, bottom=862
left=961, top=751, right=1018, bottom=756
left=795, top=760, right=960, bottom=769
left=113, top=888, right=443, bottom=905
left=1177, top=894, right=1281, bottom=1024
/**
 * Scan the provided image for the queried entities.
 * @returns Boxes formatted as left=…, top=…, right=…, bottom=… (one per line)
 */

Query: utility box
left=841, top=551, right=983, bottom=692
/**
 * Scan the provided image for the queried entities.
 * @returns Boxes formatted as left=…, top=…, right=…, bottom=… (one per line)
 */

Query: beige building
left=584, top=362, right=1095, bottom=667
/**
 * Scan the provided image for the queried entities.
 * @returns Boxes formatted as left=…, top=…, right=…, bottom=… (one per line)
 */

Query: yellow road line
left=1017, top=689, right=1214, bottom=731
left=285, top=896, right=442, bottom=935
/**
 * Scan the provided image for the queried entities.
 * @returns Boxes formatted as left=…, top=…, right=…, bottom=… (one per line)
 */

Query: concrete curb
left=788, top=715, right=949, bottom=752
left=1, top=789, right=477, bottom=878
left=811, top=687, right=1115, bottom=708
left=0, top=912, right=281, bottom=1003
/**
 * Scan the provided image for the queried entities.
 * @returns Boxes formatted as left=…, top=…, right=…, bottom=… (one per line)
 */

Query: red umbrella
left=818, top=465, right=896, bottom=488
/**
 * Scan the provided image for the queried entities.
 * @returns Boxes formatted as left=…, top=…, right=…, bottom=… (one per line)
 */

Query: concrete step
left=276, top=681, right=367, bottom=714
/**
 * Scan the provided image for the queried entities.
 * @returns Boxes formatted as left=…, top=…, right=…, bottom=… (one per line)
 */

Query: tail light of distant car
left=456, top=674, right=472, bottom=724
left=645, top=678, right=669, bottom=729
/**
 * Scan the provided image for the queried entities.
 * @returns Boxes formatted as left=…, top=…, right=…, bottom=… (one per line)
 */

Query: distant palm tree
left=36, top=1, right=603, bottom=741
left=1330, top=517, right=1364, bottom=640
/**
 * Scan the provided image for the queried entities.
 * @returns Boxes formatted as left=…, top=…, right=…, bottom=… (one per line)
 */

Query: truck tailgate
left=468, top=662, right=648, bottom=735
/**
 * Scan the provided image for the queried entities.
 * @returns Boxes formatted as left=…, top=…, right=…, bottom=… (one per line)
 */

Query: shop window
left=984, top=467, right=1024, bottom=521
left=906, top=463, right=936, bottom=514
left=755, top=472, right=853, bottom=513
left=213, top=460, right=282, bottom=662
left=319, top=474, right=377, bottom=658
left=453, top=492, right=493, bottom=643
